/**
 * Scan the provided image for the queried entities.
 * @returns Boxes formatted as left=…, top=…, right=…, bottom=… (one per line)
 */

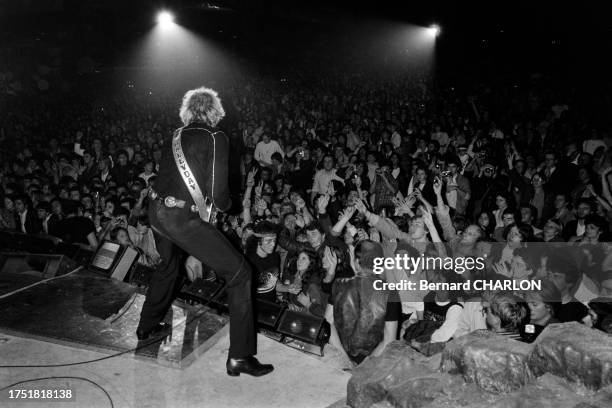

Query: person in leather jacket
left=136, top=87, right=273, bottom=377
left=324, top=240, right=400, bottom=365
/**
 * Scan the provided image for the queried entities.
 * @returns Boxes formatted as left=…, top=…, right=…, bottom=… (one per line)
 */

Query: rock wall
left=347, top=323, right=612, bottom=408
left=440, top=330, right=534, bottom=393
left=529, top=322, right=612, bottom=390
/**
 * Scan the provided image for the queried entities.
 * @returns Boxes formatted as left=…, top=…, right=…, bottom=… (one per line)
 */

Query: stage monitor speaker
left=90, top=241, right=139, bottom=281
left=0, top=253, right=79, bottom=279
left=55, top=241, right=94, bottom=265
left=178, top=277, right=227, bottom=311
left=0, top=230, right=57, bottom=254
left=276, top=309, right=331, bottom=356
left=256, top=299, right=286, bottom=330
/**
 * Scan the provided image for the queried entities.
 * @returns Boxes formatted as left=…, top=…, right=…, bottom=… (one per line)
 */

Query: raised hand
left=295, top=214, right=305, bottom=228
left=287, top=281, right=302, bottom=295
left=287, top=303, right=303, bottom=312
left=492, top=262, right=511, bottom=277
left=297, top=292, right=312, bottom=308
left=295, top=196, right=306, bottom=211
left=317, top=194, right=330, bottom=213
left=420, top=206, right=434, bottom=225
left=323, top=246, right=338, bottom=272
left=432, top=177, right=442, bottom=195
left=254, top=181, right=263, bottom=197
left=246, top=173, right=256, bottom=188
left=255, top=197, right=267, bottom=211
left=339, top=206, right=356, bottom=220
left=139, top=187, right=149, bottom=201
left=356, top=228, right=369, bottom=242
left=405, top=194, right=417, bottom=208
left=354, top=199, right=367, bottom=214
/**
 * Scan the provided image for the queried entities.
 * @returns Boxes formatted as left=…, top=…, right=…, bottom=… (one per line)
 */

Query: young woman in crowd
left=521, top=279, right=561, bottom=342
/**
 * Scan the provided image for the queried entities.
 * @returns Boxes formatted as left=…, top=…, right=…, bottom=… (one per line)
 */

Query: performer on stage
left=137, top=87, right=273, bottom=377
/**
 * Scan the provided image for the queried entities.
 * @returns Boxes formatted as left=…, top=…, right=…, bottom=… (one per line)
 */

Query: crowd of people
left=2, top=60, right=612, bottom=367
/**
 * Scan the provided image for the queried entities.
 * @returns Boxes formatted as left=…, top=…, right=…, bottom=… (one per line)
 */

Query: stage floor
left=0, top=268, right=229, bottom=368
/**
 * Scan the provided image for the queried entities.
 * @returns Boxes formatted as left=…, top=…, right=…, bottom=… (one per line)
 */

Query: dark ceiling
left=2, top=0, right=610, bottom=35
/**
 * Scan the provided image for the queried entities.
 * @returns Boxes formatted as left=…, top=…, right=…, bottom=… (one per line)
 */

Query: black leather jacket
left=154, top=122, right=232, bottom=212
left=332, top=275, right=389, bottom=362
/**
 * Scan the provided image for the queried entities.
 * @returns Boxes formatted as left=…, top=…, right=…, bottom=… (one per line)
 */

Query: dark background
left=2, top=1, right=610, bottom=82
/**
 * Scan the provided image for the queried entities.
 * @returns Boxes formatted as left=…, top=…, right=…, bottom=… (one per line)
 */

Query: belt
left=149, top=189, right=199, bottom=213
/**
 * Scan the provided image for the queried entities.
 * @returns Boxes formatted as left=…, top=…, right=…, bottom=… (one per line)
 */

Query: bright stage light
left=429, top=24, right=441, bottom=37
left=157, top=11, right=175, bottom=27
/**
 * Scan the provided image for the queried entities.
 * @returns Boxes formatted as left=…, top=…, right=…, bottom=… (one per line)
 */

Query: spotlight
left=429, top=24, right=441, bottom=37
left=157, top=10, right=175, bottom=27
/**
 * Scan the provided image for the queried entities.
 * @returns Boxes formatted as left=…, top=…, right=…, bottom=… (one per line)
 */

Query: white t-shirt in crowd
left=312, top=169, right=338, bottom=195
left=254, top=140, right=284, bottom=165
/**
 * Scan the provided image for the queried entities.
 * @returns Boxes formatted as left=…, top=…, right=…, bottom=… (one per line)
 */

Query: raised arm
left=331, top=206, right=356, bottom=236
left=432, top=177, right=456, bottom=241
left=421, top=206, right=447, bottom=257
left=356, top=199, right=411, bottom=242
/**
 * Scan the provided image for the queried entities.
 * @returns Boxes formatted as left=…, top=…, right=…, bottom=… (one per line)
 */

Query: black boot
left=136, top=323, right=170, bottom=341
left=226, top=356, right=274, bottom=377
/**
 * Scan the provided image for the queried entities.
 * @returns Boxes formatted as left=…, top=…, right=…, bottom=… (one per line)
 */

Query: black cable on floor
left=0, top=376, right=114, bottom=408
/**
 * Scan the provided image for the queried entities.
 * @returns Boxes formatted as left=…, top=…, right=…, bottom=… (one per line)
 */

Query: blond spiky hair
left=179, top=87, right=226, bottom=127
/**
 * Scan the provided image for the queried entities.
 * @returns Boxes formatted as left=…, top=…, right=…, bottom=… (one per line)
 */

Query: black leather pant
left=138, top=201, right=256, bottom=358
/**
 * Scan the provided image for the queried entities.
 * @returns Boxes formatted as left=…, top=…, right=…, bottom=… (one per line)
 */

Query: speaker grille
left=256, top=299, right=285, bottom=329
left=277, top=309, right=326, bottom=343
